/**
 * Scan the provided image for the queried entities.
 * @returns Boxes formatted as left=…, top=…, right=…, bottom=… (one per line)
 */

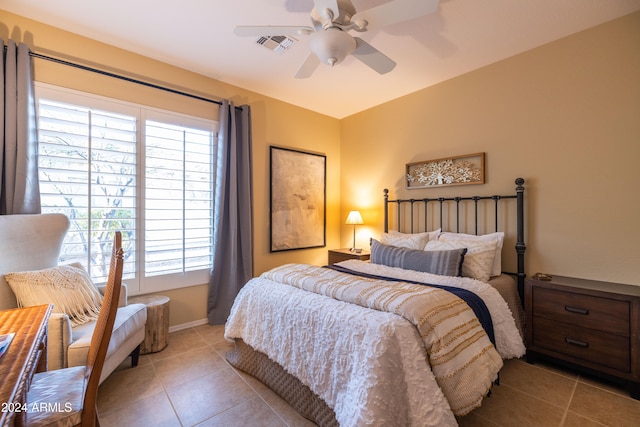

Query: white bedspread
left=225, top=262, right=525, bottom=427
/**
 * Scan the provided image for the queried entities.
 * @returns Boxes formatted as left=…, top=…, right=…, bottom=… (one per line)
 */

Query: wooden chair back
left=81, top=231, right=124, bottom=425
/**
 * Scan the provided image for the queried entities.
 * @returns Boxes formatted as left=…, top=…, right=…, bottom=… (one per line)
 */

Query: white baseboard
left=169, top=318, right=209, bottom=333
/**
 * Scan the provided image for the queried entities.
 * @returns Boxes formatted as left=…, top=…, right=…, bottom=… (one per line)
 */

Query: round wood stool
left=129, top=294, right=170, bottom=354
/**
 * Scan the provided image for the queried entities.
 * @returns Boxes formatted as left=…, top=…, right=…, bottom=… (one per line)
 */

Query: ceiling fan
left=234, top=0, right=440, bottom=78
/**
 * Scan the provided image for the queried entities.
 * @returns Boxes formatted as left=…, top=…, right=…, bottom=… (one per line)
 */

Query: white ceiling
left=2, top=0, right=640, bottom=119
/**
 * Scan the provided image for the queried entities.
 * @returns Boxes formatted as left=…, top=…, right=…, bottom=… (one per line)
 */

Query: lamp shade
left=345, top=210, right=363, bottom=225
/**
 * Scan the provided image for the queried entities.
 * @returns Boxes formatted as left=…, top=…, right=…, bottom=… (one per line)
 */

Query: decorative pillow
left=424, top=239, right=498, bottom=282
left=438, top=231, right=504, bottom=277
left=382, top=228, right=441, bottom=250
left=371, top=239, right=466, bottom=276
left=5, top=263, right=103, bottom=327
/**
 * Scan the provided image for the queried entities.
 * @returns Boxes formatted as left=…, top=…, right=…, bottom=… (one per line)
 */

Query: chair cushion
left=67, top=302, right=147, bottom=368
left=5, top=264, right=102, bottom=327
left=26, top=366, right=85, bottom=427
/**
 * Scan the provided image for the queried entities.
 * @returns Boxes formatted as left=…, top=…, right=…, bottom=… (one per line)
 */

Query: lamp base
left=350, top=248, right=362, bottom=254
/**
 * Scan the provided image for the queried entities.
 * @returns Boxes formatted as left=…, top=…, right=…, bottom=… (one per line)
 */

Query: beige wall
left=341, top=12, right=640, bottom=286
left=1, top=11, right=342, bottom=327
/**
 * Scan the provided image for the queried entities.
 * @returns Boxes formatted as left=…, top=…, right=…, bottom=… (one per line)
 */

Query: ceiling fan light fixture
left=309, top=27, right=356, bottom=66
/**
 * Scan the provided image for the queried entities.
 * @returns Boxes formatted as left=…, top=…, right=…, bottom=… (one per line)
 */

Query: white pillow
left=382, top=228, right=441, bottom=250
left=438, top=232, right=504, bottom=277
left=5, top=263, right=103, bottom=327
left=425, top=239, right=497, bottom=282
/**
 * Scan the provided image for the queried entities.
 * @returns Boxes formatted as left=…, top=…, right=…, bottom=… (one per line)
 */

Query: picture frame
left=270, top=146, right=326, bottom=252
left=406, top=152, right=485, bottom=189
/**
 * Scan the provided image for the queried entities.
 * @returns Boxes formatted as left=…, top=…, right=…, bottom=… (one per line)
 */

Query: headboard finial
left=383, top=189, right=389, bottom=233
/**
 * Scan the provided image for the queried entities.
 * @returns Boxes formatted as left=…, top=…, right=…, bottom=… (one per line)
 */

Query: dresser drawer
left=532, top=317, right=630, bottom=372
left=532, top=287, right=629, bottom=336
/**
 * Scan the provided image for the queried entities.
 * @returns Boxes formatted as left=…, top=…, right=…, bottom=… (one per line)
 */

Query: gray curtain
left=208, top=100, right=253, bottom=324
left=1, top=40, right=41, bottom=214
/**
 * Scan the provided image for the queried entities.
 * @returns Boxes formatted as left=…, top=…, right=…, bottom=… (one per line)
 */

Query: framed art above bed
left=406, top=152, right=485, bottom=189
left=269, top=146, right=326, bottom=252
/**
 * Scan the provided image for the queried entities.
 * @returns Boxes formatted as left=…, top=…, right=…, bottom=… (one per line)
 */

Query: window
left=36, top=84, right=217, bottom=293
left=143, top=118, right=215, bottom=282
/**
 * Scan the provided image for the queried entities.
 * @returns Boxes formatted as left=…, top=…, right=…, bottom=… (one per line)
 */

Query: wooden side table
left=328, top=248, right=370, bottom=265
left=129, top=295, right=170, bottom=354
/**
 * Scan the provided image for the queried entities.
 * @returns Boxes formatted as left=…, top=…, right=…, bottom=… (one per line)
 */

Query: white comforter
left=225, top=261, right=525, bottom=427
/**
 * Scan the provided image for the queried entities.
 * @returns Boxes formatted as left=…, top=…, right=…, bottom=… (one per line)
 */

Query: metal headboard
left=383, top=178, right=526, bottom=301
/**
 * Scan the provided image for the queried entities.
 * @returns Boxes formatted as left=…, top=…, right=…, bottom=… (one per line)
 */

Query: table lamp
left=345, top=210, right=364, bottom=252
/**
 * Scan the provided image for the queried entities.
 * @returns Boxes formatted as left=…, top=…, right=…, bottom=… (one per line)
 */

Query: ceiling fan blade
left=295, top=53, right=321, bottom=79
left=313, top=0, right=340, bottom=20
left=352, top=37, right=396, bottom=75
left=234, top=25, right=314, bottom=37
left=352, top=0, right=440, bottom=31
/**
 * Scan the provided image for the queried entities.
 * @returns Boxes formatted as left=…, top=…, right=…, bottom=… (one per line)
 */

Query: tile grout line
left=148, top=352, right=186, bottom=427
left=559, top=374, right=579, bottom=427
left=186, top=326, right=281, bottom=427
left=231, top=368, right=292, bottom=427
left=145, top=328, right=228, bottom=427
left=220, top=341, right=292, bottom=426
left=202, top=323, right=313, bottom=426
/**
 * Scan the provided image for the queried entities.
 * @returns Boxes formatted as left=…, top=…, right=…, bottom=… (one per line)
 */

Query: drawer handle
left=565, top=337, right=589, bottom=348
left=565, top=305, right=589, bottom=315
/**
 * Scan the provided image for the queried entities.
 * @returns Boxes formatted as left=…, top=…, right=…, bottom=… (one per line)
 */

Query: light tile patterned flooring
left=98, top=325, right=640, bottom=426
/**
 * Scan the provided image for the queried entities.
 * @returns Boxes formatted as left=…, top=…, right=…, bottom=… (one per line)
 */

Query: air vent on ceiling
left=256, top=35, right=297, bottom=54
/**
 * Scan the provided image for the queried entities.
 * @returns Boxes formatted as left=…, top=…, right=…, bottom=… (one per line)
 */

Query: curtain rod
left=28, top=51, right=226, bottom=106
left=2, top=44, right=234, bottom=107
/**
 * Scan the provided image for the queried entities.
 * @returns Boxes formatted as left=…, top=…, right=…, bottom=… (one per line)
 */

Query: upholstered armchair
left=0, top=214, right=147, bottom=383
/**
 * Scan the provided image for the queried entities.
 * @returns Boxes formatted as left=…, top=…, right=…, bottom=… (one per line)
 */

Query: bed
left=225, top=178, right=527, bottom=426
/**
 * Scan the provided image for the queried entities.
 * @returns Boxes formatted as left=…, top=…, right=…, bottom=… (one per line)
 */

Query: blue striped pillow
left=370, top=239, right=466, bottom=277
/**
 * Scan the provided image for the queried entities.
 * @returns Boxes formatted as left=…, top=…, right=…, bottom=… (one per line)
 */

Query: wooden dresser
left=525, top=276, right=640, bottom=398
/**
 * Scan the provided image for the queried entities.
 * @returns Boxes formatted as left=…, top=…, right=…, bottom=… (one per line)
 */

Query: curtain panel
left=208, top=100, right=253, bottom=324
left=1, top=40, right=41, bottom=214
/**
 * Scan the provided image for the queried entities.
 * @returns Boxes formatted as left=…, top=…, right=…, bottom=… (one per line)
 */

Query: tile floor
left=98, top=325, right=640, bottom=426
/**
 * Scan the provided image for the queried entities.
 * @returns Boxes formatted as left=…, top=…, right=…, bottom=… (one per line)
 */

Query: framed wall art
left=270, top=146, right=326, bottom=252
left=406, top=152, right=485, bottom=189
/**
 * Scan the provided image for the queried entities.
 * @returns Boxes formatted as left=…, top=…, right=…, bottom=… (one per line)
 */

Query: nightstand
left=525, top=275, right=640, bottom=399
left=328, top=248, right=370, bottom=265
